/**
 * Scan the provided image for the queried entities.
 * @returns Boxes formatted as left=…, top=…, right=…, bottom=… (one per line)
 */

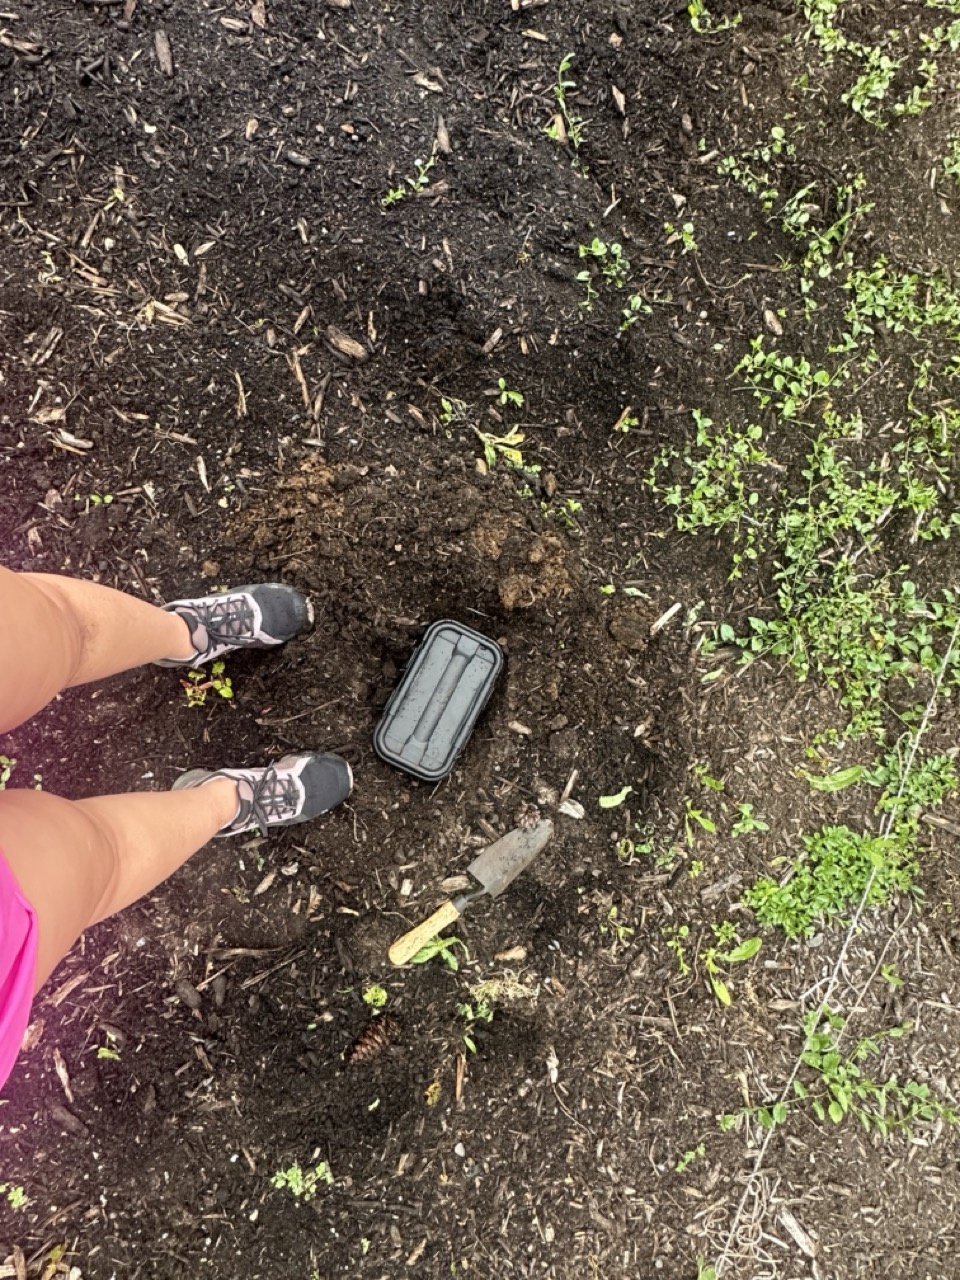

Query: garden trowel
left=388, top=819, right=554, bottom=966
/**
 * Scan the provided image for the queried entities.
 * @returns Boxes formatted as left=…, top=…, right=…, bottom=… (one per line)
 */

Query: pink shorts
left=0, top=848, right=38, bottom=1091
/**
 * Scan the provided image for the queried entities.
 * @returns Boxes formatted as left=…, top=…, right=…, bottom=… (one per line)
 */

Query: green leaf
left=599, top=785, right=634, bottom=809
left=710, top=975, right=732, bottom=1006
left=772, top=1101, right=788, bottom=1124
left=802, top=765, right=866, bottom=792
left=719, top=937, right=762, bottom=964
left=828, top=1099, right=845, bottom=1123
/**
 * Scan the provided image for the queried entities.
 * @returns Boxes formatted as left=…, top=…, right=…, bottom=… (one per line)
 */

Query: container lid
left=373, top=620, right=503, bottom=781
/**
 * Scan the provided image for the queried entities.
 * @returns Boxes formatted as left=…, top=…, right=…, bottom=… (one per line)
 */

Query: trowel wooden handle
left=389, top=899, right=462, bottom=966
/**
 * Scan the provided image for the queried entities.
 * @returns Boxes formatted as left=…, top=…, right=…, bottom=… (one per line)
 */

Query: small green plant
left=742, top=825, right=918, bottom=939
left=0, top=755, right=15, bottom=789
left=687, top=0, right=742, bottom=33
left=684, top=801, right=716, bottom=847
left=944, top=136, right=960, bottom=183
left=730, top=803, right=769, bottom=837
left=697, top=1259, right=717, bottom=1280
left=410, top=934, right=468, bottom=971
left=540, top=496, right=583, bottom=535
left=181, top=659, right=234, bottom=708
left=699, top=935, right=761, bottom=1005
left=599, top=784, right=633, bottom=809
left=75, top=492, right=114, bottom=507
left=0, top=1183, right=28, bottom=1211
left=577, top=238, right=630, bottom=288
left=457, top=997, right=494, bottom=1053
left=723, top=1012, right=960, bottom=1137
left=689, top=859, right=705, bottom=878
left=545, top=54, right=585, bottom=150
left=97, top=1030, right=122, bottom=1061
left=473, top=426, right=537, bottom=473
left=362, top=983, right=389, bottom=1010
left=675, top=1141, right=705, bottom=1173
left=880, top=963, right=904, bottom=990
left=382, top=154, right=437, bottom=207
left=271, top=1161, right=334, bottom=1200
left=664, top=220, right=698, bottom=254
left=497, top=377, right=524, bottom=408
left=599, top=904, right=634, bottom=948
left=620, top=294, right=651, bottom=331
left=664, top=924, right=690, bottom=976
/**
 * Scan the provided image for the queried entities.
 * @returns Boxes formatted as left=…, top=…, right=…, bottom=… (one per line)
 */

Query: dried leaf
left=154, top=29, right=174, bottom=76
left=412, top=71, right=443, bottom=93
left=482, top=327, right=503, bottom=355
left=611, top=85, right=626, bottom=115
left=325, top=324, right=369, bottom=362
left=220, top=15, right=249, bottom=32
left=436, top=114, right=451, bottom=154
left=763, top=308, right=783, bottom=336
left=245, top=118, right=259, bottom=140
left=253, top=870, right=276, bottom=896
left=494, top=945, right=528, bottom=963
left=53, top=1047, right=74, bottom=1103
left=250, top=0, right=267, bottom=27
left=558, top=798, right=585, bottom=820
left=20, top=1019, right=45, bottom=1053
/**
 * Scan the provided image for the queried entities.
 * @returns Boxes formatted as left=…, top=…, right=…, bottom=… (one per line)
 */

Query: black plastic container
left=373, top=620, right=503, bottom=781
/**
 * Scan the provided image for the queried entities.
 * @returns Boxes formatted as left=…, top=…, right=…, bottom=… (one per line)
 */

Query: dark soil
left=3, top=1, right=960, bottom=1279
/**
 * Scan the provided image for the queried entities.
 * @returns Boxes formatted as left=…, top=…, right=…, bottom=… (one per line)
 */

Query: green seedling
left=675, top=1142, right=705, bottom=1173
left=599, top=904, right=634, bottom=948
left=0, top=1183, right=28, bottom=1211
left=730, top=803, right=769, bottom=837
left=181, top=659, right=233, bottom=708
left=700, top=935, right=761, bottom=1005
left=664, top=924, right=690, bottom=976
left=621, top=294, right=651, bottom=330
left=684, top=801, right=716, bottom=847
left=545, top=54, right=585, bottom=151
left=497, top=378, right=524, bottom=408
left=271, top=1162, right=333, bottom=1200
left=75, top=492, right=114, bottom=507
left=362, top=983, right=389, bottom=1010
left=540, top=497, right=583, bottom=535
left=578, top=238, right=630, bottom=288
left=457, top=997, right=494, bottom=1053
left=692, top=764, right=725, bottom=792
left=688, top=0, right=741, bottom=33
left=0, top=756, right=15, bottom=789
left=599, top=785, right=633, bottom=809
left=689, top=860, right=705, bottom=879
left=664, top=220, right=698, bottom=254
left=880, top=963, right=904, bottom=990
left=382, top=154, right=437, bottom=207
left=410, top=934, right=468, bottom=971
left=474, top=426, right=538, bottom=474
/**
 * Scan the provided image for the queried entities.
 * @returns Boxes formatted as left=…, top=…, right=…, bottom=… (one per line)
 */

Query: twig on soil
left=714, top=617, right=960, bottom=1278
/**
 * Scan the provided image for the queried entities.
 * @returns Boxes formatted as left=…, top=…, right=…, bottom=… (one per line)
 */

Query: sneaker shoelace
left=240, top=766, right=302, bottom=836
left=187, top=595, right=258, bottom=653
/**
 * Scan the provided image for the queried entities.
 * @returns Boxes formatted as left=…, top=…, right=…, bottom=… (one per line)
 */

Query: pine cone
left=347, top=1015, right=400, bottom=1065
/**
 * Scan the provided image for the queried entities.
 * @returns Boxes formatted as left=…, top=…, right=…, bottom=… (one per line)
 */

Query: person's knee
left=18, top=574, right=89, bottom=687
left=0, top=789, right=121, bottom=927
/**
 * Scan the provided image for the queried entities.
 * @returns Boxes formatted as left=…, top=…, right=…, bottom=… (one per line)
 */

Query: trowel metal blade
left=465, top=819, right=554, bottom=898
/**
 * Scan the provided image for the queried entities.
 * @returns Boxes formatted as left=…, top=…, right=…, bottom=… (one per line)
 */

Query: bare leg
left=19, top=572, right=195, bottom=681
left=0, top=565, right=194, bottom=733
left=0, top=779, right=239, bottom=989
